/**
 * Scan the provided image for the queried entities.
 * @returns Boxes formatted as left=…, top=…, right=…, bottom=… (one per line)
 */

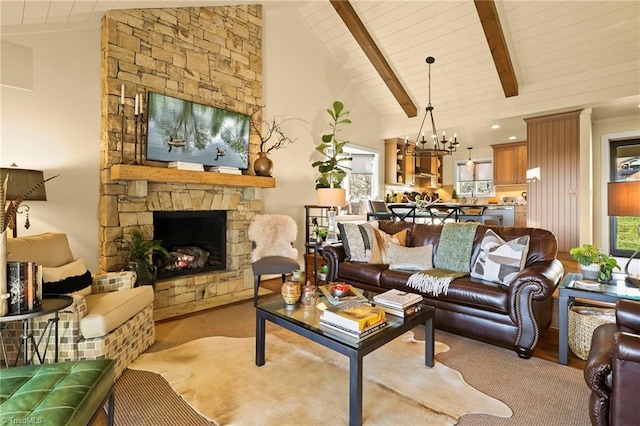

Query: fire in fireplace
left=153, top=211, right=226, bottom=279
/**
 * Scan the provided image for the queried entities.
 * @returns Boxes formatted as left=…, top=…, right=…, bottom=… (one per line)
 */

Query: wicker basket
left=568, top=305, right=616, bottom=360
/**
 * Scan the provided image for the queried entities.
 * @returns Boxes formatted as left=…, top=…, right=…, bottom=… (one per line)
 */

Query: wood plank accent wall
left=525, top=110, right=581, bottom=252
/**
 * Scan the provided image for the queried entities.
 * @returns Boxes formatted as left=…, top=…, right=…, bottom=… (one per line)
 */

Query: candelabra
left=118, top=103, right=125, bottom=164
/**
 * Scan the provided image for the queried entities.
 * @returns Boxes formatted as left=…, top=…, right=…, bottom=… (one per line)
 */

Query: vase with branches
left=250, top=107, right=304, bottom=177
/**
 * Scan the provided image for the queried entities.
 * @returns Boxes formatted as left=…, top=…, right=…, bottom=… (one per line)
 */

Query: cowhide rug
left=129, top=330, right=512, bottom=425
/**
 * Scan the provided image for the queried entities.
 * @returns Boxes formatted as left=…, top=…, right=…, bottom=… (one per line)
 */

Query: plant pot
left=130, top=260, right=158, bottom=288
left=580, top=263, right=600, bottom=281
left=254, top=152, right=273, bottom=177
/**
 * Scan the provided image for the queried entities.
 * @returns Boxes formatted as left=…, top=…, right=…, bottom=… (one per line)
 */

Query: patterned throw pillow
left=386, top=243, right=434, bottom=271
left=338, top=221, right=379, bottom=262
left=471, top=229, right=530, bottom=286
left=369, top=228, right=408, bottom=264
left=43, top=258, right=92, bottom=296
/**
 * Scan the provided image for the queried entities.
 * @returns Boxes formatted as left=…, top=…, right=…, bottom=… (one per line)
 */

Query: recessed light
left=508, top=136, right=517, bottom=140
left=491, top=124, right=500, bottom=129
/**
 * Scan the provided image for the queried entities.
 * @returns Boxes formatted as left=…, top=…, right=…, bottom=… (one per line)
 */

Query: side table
left=0, top=295, right=73, bottom=367
left=558, top=272, right=640, bottom=365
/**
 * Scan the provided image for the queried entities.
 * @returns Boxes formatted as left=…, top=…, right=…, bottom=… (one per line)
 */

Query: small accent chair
left=6, top=233, right=155, bottom=378
left=584, top=299, right=640, bottom=426
left=248, top=214, right=299, bottom=306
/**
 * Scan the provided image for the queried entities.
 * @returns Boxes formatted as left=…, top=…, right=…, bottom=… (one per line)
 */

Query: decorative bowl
left=330, top=283, right=351, bottom=298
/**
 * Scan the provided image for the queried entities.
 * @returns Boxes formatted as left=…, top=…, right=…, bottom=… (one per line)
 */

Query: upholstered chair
left=584, top=299, right=640, bottom=426
left=248, top=214, right=299, bottom=306
left=6, top=233, right=155, bottom=378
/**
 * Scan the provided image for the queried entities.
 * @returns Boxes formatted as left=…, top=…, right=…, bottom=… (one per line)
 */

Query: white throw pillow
left=386, top=243, right=434, bottom=271
left=471, top=229, right=530, bottom=286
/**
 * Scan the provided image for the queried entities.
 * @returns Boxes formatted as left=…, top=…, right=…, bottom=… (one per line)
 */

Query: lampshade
left=1, top=167, right=48, bottom=201
left=316, top=188, right=346, bottom=208
left=608, top=181, right=640, bottom=217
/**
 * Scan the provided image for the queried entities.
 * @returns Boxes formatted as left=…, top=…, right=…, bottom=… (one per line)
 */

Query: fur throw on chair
left=248, top=214, right=298, bottom=262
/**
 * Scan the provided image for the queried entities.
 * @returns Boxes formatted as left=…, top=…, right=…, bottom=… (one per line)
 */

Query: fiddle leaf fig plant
left=312, top=101, right=352, bottom=189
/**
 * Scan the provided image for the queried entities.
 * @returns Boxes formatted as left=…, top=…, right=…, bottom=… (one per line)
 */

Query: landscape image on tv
left=146, top=92, right=250, bottom=169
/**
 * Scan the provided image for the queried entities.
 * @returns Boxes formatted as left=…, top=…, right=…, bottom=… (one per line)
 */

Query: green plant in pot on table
left=126, top=228, right=169, bottom=287
left=569, top=244, right=620, bottom=282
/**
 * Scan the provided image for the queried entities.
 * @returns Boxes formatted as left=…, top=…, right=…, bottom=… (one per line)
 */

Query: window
left=342, top=145, right=380, bottom=215
left=609, top=139, right=640, bottom=257
left=454, top=157, right=495, bottom=197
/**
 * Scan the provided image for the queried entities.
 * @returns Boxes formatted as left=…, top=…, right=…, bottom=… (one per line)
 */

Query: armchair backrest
left=7, top=233, right=75, bottom=267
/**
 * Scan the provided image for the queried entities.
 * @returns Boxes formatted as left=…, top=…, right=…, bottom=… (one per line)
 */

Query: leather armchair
left=584, top=299, right=640, bottom=426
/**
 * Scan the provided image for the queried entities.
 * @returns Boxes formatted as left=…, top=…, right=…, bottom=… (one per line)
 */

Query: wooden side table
left=0, top=295, right=73, bottom=366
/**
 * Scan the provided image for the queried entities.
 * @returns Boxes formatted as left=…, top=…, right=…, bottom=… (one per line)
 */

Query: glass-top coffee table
left=256, top=291, right=435, bottom=426
left=558, top=272, right=640, bottom=364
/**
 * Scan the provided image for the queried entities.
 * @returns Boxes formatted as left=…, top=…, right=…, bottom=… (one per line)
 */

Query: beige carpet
left=129, top=329, right=511, bottom=425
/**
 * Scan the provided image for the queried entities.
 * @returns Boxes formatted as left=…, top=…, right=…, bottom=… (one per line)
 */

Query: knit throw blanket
left=407, top=222, right=479, bottom=296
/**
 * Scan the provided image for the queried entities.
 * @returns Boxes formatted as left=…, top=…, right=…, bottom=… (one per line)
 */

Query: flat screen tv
left=146, top=92, right=250, bottom=169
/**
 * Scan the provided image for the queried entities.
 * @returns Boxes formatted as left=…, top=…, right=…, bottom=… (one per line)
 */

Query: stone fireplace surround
left=99, top=5, right=269, bottom=319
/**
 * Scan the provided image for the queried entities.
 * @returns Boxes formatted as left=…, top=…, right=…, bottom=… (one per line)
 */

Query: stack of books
left=319, top=301, right=389, bottom=340
left=209, top=166, right=241, bottom=175
left=168, top=161, right=204, bottom=171
left=373, top=289, right=424, bottom=317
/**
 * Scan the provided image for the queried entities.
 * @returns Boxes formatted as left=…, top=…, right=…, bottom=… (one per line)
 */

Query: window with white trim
left=454, top=157, right=495, bottom=197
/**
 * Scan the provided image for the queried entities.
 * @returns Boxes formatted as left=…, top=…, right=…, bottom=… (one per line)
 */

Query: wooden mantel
left=110, top=164, right=276, bottom=188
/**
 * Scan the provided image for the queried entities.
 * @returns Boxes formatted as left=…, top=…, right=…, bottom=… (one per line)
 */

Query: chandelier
left=406, top=56, right=460, bottom=158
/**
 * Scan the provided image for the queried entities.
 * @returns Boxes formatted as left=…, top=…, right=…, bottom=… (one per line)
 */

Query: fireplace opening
left=153, top=211, right=226, bottom=279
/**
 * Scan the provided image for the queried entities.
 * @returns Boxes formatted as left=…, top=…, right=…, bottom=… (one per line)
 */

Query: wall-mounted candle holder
left=118, top=103, right=125, bottom=164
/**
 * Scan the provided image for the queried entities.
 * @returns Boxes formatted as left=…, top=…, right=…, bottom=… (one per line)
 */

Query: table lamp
left=316, top=187, right=346, bottom=244
left=608, top=181, right=640, bottom=285
left=1, top=166, right=49, bottom=237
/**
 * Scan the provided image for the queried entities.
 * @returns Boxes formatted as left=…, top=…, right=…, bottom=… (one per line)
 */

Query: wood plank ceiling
left=2, top=0, right=639, bottom=145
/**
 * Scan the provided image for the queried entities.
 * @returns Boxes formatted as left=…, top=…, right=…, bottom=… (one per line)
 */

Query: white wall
left=262, top=5, right=380, bottom=257
left=1, top=24, right=101, bottom=271
left=0, top=5, right=381, bottom=270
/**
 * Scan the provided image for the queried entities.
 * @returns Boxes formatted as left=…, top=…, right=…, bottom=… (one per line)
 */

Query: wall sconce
left=1, top=165, right=57, bottom=237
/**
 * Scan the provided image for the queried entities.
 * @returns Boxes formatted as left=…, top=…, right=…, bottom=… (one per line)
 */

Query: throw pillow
left=471, top=229, right=530, bottom=286
left=369, top=228, right=408, bottom=264
left=386, top=243, right=434, bottom=271
left=337, top=221, right=379, bottom=262
left=42, top=258, right=92, bottom=296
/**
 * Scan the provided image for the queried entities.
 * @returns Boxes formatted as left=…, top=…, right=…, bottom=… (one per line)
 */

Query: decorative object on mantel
left=405, top=56, right=460, bottom=158
left=250, top=106, right=306, bottom=177
left=608, top=180, right=640, bottom=286
left=117, top=84, right=146, bottom=165
left=313, top=101, right=351, bottom=244
left=1, top=166, right=58, bottom=316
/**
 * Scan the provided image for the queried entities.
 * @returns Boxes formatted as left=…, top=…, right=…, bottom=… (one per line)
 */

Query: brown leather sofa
left=322, top=221, right=564, bottom=358
left=584, top=299, right=640, bottom=426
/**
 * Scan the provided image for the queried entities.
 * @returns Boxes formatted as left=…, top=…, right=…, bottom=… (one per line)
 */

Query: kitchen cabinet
left=385, top=138, right=441, bottom=188
left=515, top=205, right=527, bottom=227
left=492, top=141, right=527, bottom=185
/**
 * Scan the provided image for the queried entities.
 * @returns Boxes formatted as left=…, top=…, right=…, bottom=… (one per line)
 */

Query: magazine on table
left=373, top=289, right=423, bottom=309
left=319, top=317, right=389, bottom=340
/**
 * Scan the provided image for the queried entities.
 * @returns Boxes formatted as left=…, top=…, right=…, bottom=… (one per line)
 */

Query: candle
left=139, top=95, right=143, bottom=115
left=120, top=85, right=125, bottom=105
left=134, top=94, right=139, bottom=115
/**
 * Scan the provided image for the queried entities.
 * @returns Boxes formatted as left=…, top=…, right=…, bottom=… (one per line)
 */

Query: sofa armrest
left=322, top=245, right=347, bottom=282
left=508, top=260, right=564, bottom=302
left=92, top=271, right=136, bottom=293
left=610, top=332, right=640, bottom=426
left=59, top=294, right=88, bottom=319
left=585, top=323, right=617, bottom=397
left=616, top=299, right=640, bottom=333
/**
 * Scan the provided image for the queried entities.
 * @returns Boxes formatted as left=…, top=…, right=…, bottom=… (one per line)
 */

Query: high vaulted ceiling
left=2, top=0, right=639, bottom=147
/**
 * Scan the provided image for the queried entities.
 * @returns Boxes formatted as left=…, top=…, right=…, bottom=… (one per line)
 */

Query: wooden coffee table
left=255, top=291, right=435, bottom=426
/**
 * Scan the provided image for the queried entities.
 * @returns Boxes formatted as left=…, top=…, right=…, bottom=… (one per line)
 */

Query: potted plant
left=126, top=228, right=169, bottom=287
left=569, top=244, right=620, bottom=282
left=312, top=101, right=352, bottom=190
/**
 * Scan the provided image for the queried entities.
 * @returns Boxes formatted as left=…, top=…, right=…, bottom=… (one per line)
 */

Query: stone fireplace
left=98, top=5, right=270, bottom=319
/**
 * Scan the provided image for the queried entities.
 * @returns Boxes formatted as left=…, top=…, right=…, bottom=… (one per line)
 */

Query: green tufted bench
left=0, top=359, right=115, bottom=426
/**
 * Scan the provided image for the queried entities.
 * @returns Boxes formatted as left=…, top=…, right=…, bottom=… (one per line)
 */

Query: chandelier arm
left=414, top=108, right=429, bottom=145
left=428, top=107, right=438, bottom=147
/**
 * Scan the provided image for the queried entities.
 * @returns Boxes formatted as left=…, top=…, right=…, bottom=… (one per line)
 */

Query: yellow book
left=322, top=301, right=386, bottom=332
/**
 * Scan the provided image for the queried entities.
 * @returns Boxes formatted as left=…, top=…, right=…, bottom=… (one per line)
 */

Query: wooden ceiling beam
left=330, top=0, right=417, bottom=118
left=474, top=0, right=519, bottom=97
